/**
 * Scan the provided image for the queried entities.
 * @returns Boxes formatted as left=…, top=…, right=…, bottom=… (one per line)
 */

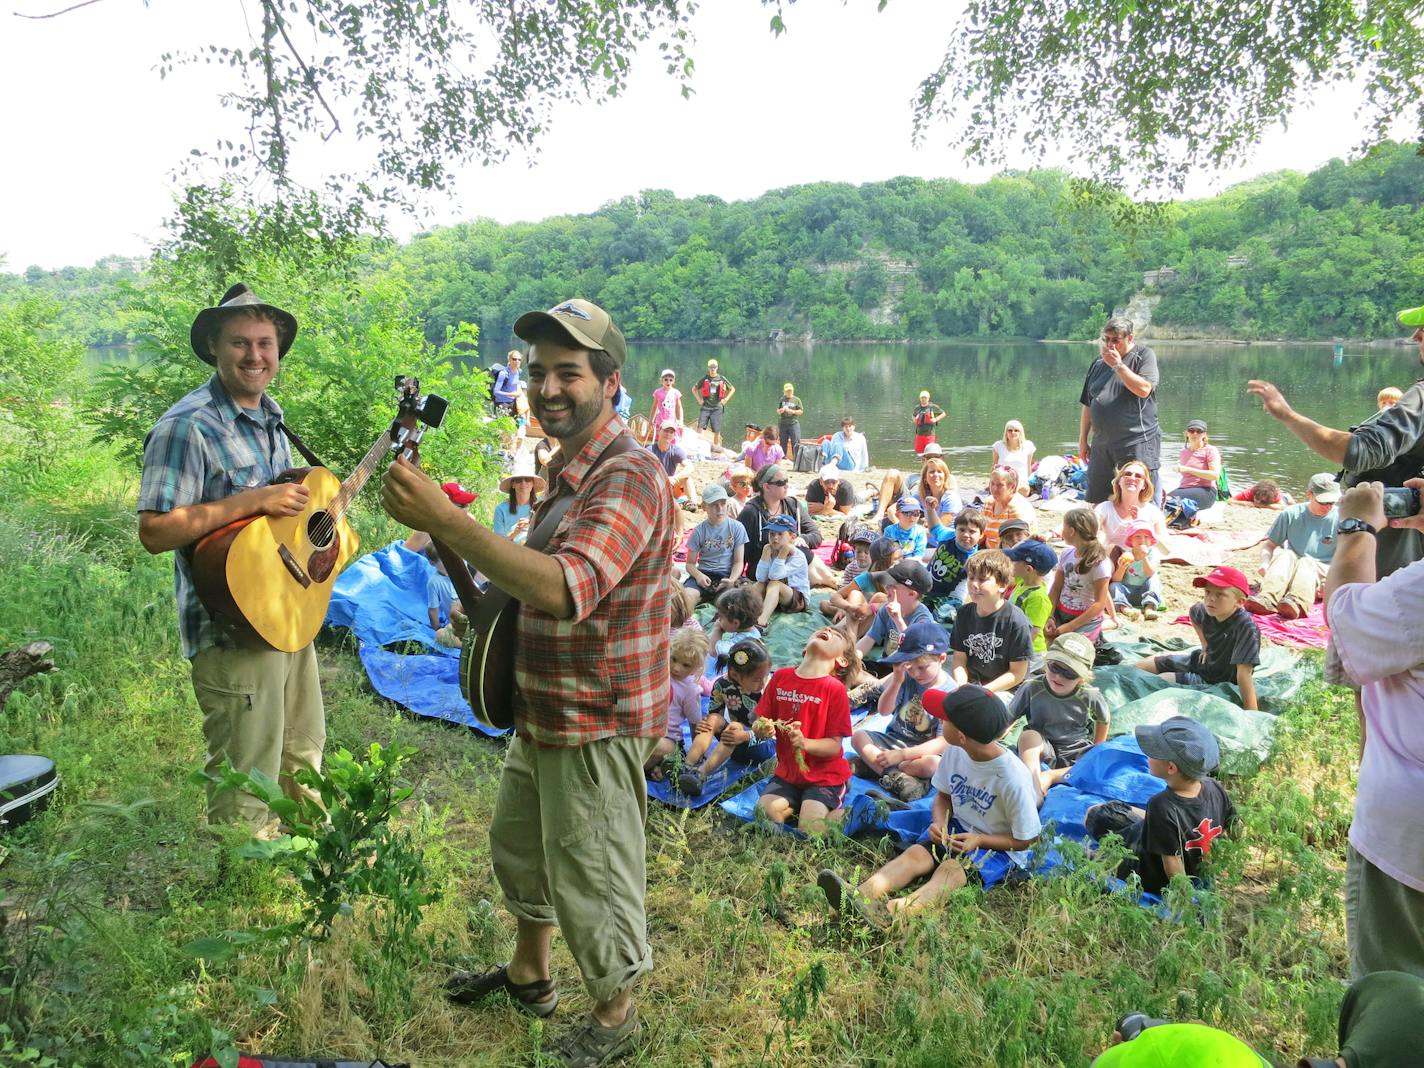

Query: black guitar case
left=0, top=755, right=58, bottom=831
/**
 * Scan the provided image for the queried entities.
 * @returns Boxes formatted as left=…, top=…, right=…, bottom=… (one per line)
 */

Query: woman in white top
left=991, top=420, right=1035, bottom=495
left=1094, top=459, right=1172, bottom=550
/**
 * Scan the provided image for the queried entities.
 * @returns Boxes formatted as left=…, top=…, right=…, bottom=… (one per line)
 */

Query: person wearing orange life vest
left=694, top=358, right=736, bottom=448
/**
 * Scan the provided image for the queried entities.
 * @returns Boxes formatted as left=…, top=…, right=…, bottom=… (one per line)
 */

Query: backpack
left=793, top=442, right=820, bottom=473
left=1163, top=494, right=1200, bottom=530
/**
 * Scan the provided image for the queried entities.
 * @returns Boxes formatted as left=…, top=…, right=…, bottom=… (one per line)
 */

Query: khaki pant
left=190, top=639, right=325, bottom=827
left=1254, top=548, right=1325, bottom=614
left=490, top=734, right=658, bottom=1002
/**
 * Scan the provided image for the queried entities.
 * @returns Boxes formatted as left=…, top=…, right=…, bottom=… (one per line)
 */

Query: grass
left=0, top=455, right=1360, bottom=1068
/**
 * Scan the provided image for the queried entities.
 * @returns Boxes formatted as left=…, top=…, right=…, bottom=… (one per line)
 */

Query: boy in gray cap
left=1086, top=716, right=1238, bottom=896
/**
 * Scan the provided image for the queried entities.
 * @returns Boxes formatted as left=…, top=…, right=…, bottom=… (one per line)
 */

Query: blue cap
left=765, top=513, right=798, bottom=533
left=1003, top=538, right=1058, bottom=575
left=895, top=495, right=923, bottom=513
left=880, top=621, right=952, bottom=664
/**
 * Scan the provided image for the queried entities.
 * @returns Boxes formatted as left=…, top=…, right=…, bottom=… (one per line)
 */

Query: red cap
left=441, top=481, right=477, bottom=506
left=1192, top=565, right=1249, bottom=596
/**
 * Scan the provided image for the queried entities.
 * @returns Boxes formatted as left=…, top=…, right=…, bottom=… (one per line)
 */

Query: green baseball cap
left=1398, top=305, right=1424, bottom=328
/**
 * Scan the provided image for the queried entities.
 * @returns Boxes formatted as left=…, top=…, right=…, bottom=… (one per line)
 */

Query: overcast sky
left=0, top=0, right=1382, bottom=271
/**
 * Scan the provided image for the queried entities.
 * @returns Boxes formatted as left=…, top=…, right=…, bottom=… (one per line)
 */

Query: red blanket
left=1175, top=601, right=1329, bottom=650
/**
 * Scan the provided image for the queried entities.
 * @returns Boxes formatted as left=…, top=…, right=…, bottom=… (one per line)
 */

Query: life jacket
left=698, top=375, right=728, bottom=404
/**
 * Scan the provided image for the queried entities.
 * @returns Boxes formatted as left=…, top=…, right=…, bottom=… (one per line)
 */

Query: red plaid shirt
left=513, top=417, right=677, bottom=747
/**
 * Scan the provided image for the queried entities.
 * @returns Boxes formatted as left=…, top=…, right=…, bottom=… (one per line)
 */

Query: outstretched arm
left=1246, top=381, right=1350, bottom=466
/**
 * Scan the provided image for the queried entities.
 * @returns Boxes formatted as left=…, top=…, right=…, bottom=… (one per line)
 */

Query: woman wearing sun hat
left=492, top=457, right=547, bottom=542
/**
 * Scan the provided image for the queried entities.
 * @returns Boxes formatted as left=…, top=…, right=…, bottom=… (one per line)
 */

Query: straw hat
left=498, top=458, right=547, bottom=495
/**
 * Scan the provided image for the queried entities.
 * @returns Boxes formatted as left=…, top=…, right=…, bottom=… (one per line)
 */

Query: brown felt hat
left=190, top=283, right=299, bottom=365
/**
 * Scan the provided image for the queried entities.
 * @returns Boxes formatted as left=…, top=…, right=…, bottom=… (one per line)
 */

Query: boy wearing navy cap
left=850, top=621, right=954, bottom=802
left=1004, top=537, right=1057, bottom=668
left=818, top=684, right=1041, bottom=928
left=1133, top=566, right=1261, bottom=710
left=1086, top=716, right=1238, bottom=896
left=856, top=560, right=935, bottom=664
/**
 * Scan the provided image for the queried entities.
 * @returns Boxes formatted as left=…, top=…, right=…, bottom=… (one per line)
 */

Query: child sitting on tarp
left=1011, top=632, right=1110, bottom=804
left=1004, top=538, right=1056, bottom=671
left=751, top=625, right=859, bottom=833
left=856, top=560, right=936, bottom=669
left=924, top=507, right=984, bottom=625
left=816, top=685, right=1041, bottom=929
left=1132, top=566, right=1261, bottom=710
left=850, top=621, right=953, bottom=803
left=821, top=533, right=896, bottom=637
left=950, top=550, right=1033, bottom=698
left=708, top=586, right=763, bottom=667
left=677, top=639, right=774, bottom=797
left=646, top=628, right=710, bottom=781
left=423, top=544, right=457, bottom=629
left=1085, top=717, right=1238, bottom=896
left=752, top=514, right=812, bottom=629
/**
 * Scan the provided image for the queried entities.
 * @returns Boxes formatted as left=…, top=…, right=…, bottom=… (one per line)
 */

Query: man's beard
left=534, top=390, right=605, bottom=441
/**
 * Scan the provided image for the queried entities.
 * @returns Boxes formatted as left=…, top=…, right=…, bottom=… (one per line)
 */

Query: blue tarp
left=329, top=544, right=510, bottom=736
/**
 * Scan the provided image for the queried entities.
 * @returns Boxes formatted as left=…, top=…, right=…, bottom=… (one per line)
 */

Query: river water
left=88, top=339, right=1421, bottom=494
left=616, top=340, right=1421, bottom=494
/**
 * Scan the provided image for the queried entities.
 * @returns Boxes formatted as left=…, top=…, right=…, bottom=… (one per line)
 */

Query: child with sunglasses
left=1010, top=632, right=1110, bottom=803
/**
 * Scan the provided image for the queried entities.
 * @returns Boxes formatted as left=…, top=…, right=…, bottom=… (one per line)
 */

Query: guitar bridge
left=277, top=545, right=312, bottom=588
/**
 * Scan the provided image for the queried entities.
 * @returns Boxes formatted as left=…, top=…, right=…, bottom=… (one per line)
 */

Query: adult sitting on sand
left=1095, top=460, right=1172, bottom=551
left=1245, top=472, right=1340, bottom=620
left=736, top=463, right=836, bottom=588
left=805, top=463, right=858, bottom=517
left=1172, top=419, right=1222, bottom=512
left=870, top=445, right=963, bottom=528
left=991, top=420, right=1035, bottom=495
left=980, top=466, right=1036, bottom=550
left=740, top=425, right=785, bottom=472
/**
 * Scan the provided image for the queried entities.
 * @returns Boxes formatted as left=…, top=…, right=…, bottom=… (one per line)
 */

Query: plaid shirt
left=137, top=375, right=293, bottom=658
left=514, top=417, right=677, bottom=747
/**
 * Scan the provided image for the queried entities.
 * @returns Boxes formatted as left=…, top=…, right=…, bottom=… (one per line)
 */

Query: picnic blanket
left=1176, top=602, right=1330, bottom=651
left=1161, top=527, right=1264, bottom=567
left=357, top=642, right=506, bottom=736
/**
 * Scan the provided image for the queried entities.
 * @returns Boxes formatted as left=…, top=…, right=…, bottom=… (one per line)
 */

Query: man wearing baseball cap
left=1244, top=472, right=1340, bottom=620
left=694, top=358, right=735, bottom=448
left=806, top=462, right=858, bottom=516
left=382, top=298, right=674, bottom=1065
left=1133, top=566, right=1261, bottom=710
left=776, top=381, right=803, bottom=455
left=1248, top=302, right=1424, bottom=575
left=817, top=684, right=1041, bottom=928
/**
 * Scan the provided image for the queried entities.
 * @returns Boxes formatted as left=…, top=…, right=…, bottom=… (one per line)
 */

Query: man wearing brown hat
left=136, top=284, right=324, bottom=832
left=381, top=298, right=676, bottom=1067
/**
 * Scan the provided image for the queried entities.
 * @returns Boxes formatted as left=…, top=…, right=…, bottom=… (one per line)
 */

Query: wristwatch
left=1337, top=518, right=1377, bottom=537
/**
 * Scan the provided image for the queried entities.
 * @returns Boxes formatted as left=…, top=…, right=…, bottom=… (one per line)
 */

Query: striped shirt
left=137, top=375, right=293, bottom=658
left=513, top=417, right=677, bottom=747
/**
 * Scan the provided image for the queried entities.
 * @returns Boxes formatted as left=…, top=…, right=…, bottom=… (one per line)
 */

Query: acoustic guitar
left=191, top=377, right=448, bottom=652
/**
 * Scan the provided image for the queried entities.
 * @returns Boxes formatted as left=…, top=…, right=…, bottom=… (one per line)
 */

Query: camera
left=1383, top=487, right=1421, bottom=519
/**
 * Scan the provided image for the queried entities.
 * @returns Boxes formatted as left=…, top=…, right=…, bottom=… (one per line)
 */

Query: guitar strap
left=279, top=422, right=326, bottom=468
left=522, top=432, right=639, bottom=553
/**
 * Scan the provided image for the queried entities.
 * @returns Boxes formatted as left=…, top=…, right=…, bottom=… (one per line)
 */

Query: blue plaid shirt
left=137, top=375, right=293, bottom=658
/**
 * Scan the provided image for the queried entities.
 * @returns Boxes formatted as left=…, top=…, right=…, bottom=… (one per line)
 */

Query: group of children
left=653, top=489, right=1264, bottom=924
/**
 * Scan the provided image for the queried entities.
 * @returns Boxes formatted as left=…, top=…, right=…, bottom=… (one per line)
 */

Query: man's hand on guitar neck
left=381, top=455, right=576, bottom=620
left=138, top=483, right=310, bottom=555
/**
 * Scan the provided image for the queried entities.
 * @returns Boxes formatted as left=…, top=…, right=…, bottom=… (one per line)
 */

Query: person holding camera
left=1324, top=477, right=1424, bottom=980
left=1248, top=304, right=1424, bottom=576
left=1079, top=316, right=1161, bottom=506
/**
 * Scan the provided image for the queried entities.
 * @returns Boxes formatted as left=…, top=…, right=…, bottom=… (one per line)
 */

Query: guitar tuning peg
left=420, top=393, right=449, bottom=428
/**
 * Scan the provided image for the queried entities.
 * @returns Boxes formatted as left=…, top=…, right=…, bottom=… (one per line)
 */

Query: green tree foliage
left=0, top=257, right=143, bottom=346
left=83, top=188, right=503, bottom=486
left=905, top=0, right=1424, bottom=192
left=0, top=294, right=87, bottom=475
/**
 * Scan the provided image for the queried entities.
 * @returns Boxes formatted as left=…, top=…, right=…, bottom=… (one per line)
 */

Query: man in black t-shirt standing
left=776, top=382, right=803, bottom=454
left=695, top=358, right=735, bottom=449
left=1079, top=315, right=1161, bottom=505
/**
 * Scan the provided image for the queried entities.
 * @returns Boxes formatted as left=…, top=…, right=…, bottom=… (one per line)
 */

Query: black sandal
left=444, top=963, right=559, bottom=1017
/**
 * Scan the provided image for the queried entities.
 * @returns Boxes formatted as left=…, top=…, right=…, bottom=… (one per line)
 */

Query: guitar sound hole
left=307, top=511, right=336, bottom=549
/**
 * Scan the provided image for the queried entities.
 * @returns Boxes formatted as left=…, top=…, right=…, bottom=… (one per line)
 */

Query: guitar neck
left=430, top=536, right=484, bottom=610
left=330, top=429, right=397, bottom=519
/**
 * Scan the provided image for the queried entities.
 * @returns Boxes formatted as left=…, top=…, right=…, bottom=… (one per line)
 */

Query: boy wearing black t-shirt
left=1086, top=716, right=1238, bottom=896
left=1133, top=565, right=1261, bottom=711
left=950, top=549, right=1033, bottom=696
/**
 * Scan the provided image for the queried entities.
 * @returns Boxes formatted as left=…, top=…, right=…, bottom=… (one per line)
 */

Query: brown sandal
left=444, top=963, right=558, bottom=1017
